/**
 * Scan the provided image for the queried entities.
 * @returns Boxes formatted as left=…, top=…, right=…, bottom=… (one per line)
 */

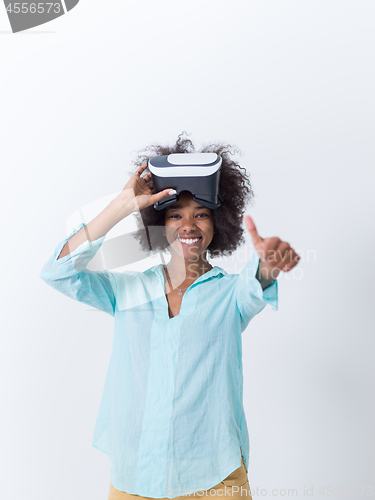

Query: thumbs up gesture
left=244, top=215, right=301, bottom=286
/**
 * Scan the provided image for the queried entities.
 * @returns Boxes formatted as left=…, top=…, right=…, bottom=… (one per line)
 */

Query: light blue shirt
left=40, top=222, right=278, bottom=498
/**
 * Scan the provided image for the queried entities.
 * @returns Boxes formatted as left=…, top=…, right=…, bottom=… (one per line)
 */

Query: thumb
left=244, top=215, right=263, bottom=246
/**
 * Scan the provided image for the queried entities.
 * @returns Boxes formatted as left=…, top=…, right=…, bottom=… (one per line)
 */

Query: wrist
left=256, top=261, right=276, bottom=290
left=111, top=191, right=137, bottom=221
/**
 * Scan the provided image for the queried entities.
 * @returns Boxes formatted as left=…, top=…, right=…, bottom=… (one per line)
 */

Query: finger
left=282, top=250, right=301, bottom=272
left=244, top=215, right=263, bottom=246
left=257, top=237, right=281, bottom=263
left=267, top=241, right=290, bottom=266
left=137, top=163, right=148, bottom=176
left=151, top=188, right=176, bottom=203
left=142, top=172, right=152, bottom=181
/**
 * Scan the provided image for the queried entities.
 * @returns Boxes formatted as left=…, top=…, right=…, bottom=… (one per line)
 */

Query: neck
left=164, top=252, right=213, bottom=283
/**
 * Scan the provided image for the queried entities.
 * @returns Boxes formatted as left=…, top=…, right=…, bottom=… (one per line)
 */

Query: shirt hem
left=110, top=453, right=243, bottom=499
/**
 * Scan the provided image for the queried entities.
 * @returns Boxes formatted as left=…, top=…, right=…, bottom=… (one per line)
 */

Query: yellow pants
left=108, top=456, right=252, bottom=500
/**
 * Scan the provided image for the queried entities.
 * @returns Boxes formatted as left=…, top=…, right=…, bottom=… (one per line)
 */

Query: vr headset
left=148, top=152, right=223, bottom=211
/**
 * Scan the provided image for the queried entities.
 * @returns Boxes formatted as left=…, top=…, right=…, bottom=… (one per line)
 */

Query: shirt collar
left=152, top=263, right=227, bottom=287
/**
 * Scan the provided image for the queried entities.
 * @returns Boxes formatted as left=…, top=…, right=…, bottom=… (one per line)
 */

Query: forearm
left=57, top=195, right=134, bottom=260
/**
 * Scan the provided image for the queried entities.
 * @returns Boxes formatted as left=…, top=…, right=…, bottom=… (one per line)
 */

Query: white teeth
left=178, top=237, right=201, bottom=244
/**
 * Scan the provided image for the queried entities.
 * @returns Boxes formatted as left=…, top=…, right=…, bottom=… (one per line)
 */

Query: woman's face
left=163, top=191, right=215, bottom=261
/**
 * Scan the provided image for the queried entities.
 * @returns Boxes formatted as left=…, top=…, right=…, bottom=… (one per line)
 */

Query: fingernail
left=168, top=190, right=177, bottom=195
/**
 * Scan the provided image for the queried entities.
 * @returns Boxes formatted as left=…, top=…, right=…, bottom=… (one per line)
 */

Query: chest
left=165, top=287, right=184, bottom=319
left=159, top=283, right=240, bottom=356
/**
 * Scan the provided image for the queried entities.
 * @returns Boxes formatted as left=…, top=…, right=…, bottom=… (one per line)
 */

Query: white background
left=1, top=1, right=374, bottom=499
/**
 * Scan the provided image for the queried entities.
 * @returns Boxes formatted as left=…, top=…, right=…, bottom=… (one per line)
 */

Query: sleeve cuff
left=40, top=223, right=105, bottom=281
left=237, top=252, right=278, bottom=314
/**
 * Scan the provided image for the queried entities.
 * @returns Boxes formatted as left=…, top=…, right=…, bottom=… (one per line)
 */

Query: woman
left=40, top=134, right=300, bottom=500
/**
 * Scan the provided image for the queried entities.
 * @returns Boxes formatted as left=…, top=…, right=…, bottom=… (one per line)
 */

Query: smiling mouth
left=177, top=236, right=203, bottom=246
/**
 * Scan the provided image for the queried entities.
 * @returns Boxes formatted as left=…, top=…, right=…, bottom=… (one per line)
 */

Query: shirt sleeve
left=236, top=252, right=278, bottom=332
left=39, top=222, right=117, bottom=317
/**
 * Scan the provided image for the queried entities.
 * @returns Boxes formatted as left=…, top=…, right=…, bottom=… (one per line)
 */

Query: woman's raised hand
left=244, top=215, right=300, bottom=283
left=118, top=163, right=176, bottom=213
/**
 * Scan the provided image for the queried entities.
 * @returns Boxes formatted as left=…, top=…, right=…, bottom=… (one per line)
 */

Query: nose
left=180, top=215, right=198, bottom=232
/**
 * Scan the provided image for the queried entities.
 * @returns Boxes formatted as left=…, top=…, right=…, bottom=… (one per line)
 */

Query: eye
left=168, top=212, right=209, bottom=219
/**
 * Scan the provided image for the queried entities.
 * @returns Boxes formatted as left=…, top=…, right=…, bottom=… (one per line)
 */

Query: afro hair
left=129, top=132, right=255, bottom=259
